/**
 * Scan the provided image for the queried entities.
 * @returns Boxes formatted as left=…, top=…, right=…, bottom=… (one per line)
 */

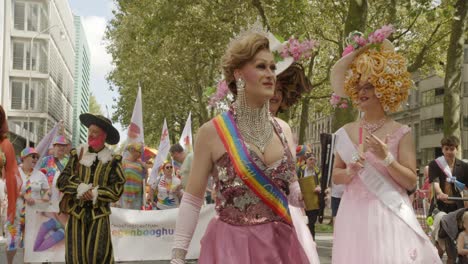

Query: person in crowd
left=170, top=143, right=190, bottom=185
left=429, top=136, right=468, bottom=213
left=148, top=161, right=182, bottom=210
left=297, top=153, right=322, bottom=239
left=57, top=113, right=124, bottom=263
left=38, top=135, right=69, bottom=203
left=170, top=26, right=319, bottom=264
left=0, top=105, right=21, bottom=239
left=457, top=211, right=468, bottom=264
left=0, top=105, right=21, bottom=264
left=269, top=62, right=313, bottom=117
left=38, top=135, right=69, bottom=185
left=120, top=142, right=146, bottom=209
left=428, top=136, right=468, bottom=263
left=330, top=26, right=441, bottom=263
left=6, top=147, right=49, bottom=264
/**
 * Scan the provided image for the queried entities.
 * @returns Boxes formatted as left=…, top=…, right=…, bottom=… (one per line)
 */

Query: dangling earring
left=236, top=78, right=245, bottom=91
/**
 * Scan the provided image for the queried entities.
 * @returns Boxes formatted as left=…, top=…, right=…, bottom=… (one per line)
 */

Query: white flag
left=149, top=119, right=170, bottom=185
left=179, top=112, right=193, bottom=152
left=127, top=86, right=144, bottom=144
left=34, top=121, right=62, bottom=170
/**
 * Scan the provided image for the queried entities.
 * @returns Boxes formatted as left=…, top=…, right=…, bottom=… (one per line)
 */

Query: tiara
left=226, top=20, right=269, bottom=49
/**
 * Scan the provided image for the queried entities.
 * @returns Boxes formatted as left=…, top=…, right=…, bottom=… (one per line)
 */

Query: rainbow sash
left=213, top=112, right=292, bottom=224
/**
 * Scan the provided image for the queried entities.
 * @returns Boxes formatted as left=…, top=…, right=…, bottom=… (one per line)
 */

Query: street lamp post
left=26, top=24, right=60, bottom=147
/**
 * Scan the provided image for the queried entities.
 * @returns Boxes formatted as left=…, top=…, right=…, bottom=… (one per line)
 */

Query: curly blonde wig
left=343, top=47, right=413, bottom=112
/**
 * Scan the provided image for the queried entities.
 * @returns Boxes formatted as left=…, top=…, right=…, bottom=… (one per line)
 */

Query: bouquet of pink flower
left=330, top=93, right=349, bottom=109
left=342, top=25, right=395, bottom=57
left=280, top=37, right=319, bottom=62
left=209, top=80, right=230, bottom=107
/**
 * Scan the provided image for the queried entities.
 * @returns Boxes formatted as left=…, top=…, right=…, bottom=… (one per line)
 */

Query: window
left=434, top=87, right=444, bottom=104
left=13, top=2, right=47, bottom=32
left=12, top=42, right=24, bottom=70
left=421, top=118, right=443, bottom=135
left=422, top=148, right=441, bottom=166
left=14, top=3, right=25, bottom=30
left=10, top=80, right=38, bottom=111
left=27, top=4, right=39, bottom=31
left=422, top=88, right=444, bottom=106
left=422, top=90, right=434, bottom=106
left=12, top=41, right=45, bottom=72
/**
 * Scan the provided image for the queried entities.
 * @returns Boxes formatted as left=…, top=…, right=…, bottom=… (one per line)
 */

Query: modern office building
left=1, top=0, right=75, bottom=152
left=72, top=15, right=90, bottom=147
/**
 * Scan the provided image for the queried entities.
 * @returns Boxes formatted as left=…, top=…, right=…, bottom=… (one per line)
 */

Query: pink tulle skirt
left=198, top=217, right=309, bottom=264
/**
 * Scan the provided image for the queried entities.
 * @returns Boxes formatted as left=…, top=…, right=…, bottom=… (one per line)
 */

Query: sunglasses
left=165, top=166, right=173, bottom=170
left=30, top=155, right=39, bottom=159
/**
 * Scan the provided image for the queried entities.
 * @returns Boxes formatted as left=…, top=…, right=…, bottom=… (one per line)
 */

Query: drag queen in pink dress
left=170, top=26, right=319, bottom=264
left=330, top=26, right=441, bottom=264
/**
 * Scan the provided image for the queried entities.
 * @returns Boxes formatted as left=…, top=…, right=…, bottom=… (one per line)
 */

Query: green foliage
left=106, top=0, right=453, bottom=145
left=89, top=93, right=104, bottom=116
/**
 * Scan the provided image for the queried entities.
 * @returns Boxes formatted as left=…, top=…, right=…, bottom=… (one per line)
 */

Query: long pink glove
left=171, top=192, right=204, bottom=263
left=288, top=180, right=305, bottom=208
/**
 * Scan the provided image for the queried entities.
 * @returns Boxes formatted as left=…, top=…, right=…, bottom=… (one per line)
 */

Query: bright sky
left=68, top=0, right=126, bottom=142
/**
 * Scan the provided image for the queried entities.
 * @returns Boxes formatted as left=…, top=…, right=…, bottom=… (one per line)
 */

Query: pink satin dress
left=198, top=110, right=319, bottom=264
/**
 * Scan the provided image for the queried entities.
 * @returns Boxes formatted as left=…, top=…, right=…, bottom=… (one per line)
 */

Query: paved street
left=1, top=234, right=335, bottom=263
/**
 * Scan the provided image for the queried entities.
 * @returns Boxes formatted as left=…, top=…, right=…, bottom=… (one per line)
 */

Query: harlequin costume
left=57, top=113, right=125, bottom=263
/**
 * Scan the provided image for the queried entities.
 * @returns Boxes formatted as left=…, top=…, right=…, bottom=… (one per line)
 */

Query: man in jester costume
left=57, top=113, right=125, bottom=263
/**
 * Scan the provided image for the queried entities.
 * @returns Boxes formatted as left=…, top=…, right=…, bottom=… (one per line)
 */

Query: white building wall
left=1, top=0, right=75, bottom=150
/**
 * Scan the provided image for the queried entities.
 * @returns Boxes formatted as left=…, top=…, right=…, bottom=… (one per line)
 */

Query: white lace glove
left=288, top=181, right=305, bottom=208
left=91, top=186, right=99, bottom=204
left=76, top=183, right=92, bottom=199
left=171, top=192, right=204, bottom=263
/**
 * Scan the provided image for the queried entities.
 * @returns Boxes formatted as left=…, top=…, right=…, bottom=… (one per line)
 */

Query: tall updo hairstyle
left=221, top=33, right=270, bottom=97
left=276, top=62, right=313, bottom=112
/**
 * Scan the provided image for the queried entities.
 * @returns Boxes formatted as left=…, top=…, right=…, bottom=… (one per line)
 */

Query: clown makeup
left=88, top=125, right=107, bottom=150
left=236, top=50, right=276, bottom=105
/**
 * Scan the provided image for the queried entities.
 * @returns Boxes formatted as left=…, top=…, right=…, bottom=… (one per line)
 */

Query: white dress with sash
left=331, top=126, right=441, bottom=264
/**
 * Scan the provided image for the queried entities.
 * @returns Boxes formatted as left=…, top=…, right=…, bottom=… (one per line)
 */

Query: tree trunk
left=443, top=0, right=468, bottom=159
left=331, top=0, right=368, bottom=132
left=195, top=83, right=209, bottom=126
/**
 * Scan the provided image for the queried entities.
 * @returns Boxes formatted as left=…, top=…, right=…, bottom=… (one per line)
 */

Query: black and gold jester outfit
left=57, top=145, right=125, bottom=264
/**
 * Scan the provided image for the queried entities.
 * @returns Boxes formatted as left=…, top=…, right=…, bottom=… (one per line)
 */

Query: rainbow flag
left=213, top=112, right=291, bottom=224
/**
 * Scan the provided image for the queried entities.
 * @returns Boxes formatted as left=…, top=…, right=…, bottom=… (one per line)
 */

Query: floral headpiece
left=330, top=25, right=413, bottom=112
left=342, top=25, right=395, bottom=57
left=273, top=35, right=318, bottom=63
left=210, top=33, right=318, bottom=107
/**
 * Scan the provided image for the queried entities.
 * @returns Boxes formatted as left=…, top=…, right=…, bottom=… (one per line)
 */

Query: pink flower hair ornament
left=342, top=25, right=395, bottom=57
left=329, top=93, right=349, bottom=109
left=208, top=80, right=230, bottom=107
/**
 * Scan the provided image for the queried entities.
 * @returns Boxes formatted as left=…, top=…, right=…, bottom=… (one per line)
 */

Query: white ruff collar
left=78, top=144, right=113, bottom=167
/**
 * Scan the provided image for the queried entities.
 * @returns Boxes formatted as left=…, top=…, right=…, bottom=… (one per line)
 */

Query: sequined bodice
left=213, top=113, right=297, bottom=226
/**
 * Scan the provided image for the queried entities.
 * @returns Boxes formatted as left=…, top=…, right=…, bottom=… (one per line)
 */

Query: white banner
left=25, top=204, right=216, bottom=262
left=24, top=202, right=67, bottom=263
